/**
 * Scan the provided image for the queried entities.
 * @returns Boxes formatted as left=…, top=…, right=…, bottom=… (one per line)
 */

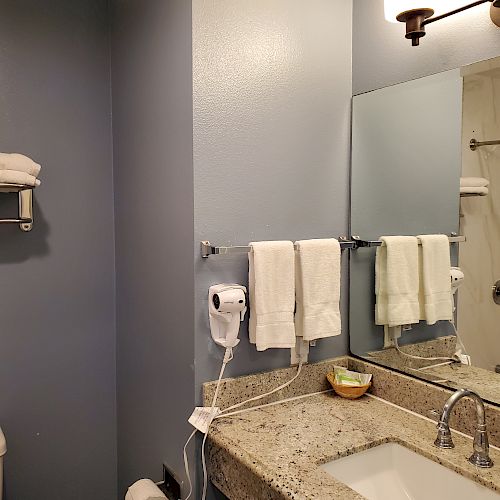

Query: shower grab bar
left=470, top=138, right=500, bottom=151
left=201, top=236, right=357, bottom=258
left=351, top=234, right=466, bottom=248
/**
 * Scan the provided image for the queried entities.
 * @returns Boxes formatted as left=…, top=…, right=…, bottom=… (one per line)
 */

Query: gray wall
left=111, top=0, right=195, bottom=497
left=0, top=1, right=116, bottom=499
left=193, top=0, right=352, bottom=388
left=353, top=0, right=500, bottom=94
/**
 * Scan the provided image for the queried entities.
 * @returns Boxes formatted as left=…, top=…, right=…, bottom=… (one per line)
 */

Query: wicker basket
left=326, top=372, right=371, bottom=399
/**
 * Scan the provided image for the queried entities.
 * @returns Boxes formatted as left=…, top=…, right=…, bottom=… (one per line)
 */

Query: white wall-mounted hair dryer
left=451, top=267, right=464, bottom=296
left=208, top=284, right=247, bottom=349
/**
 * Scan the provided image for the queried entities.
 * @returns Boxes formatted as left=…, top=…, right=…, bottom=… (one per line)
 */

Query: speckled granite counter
left=367, top=341, right=500, bottom=404
left=207, top=393, right=500, bottom=499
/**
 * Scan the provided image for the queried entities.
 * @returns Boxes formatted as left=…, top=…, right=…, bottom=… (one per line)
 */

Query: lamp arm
left=422, top=0, right=490, bottom=26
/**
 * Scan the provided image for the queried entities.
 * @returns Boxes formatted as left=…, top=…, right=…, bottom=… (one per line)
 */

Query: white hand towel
left=417, top=234, right=453, bottom=325
left=125, top=479, right=166, bottom=500
left=375, top=236, right=420, bottom=327
left=460, top=186, right=488, bottom=196
left=248, top=241, right=295, bottom=351
left=295, top=238, right=341, bottom=341
left=0, top=169, right=40, bottom=187
left=460, top=177, right=489, bottom=188
left=0, top=153, right=41, bottom=177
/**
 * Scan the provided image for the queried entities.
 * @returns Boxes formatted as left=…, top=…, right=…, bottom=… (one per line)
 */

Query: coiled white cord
left=182, top=347, right=232, bottom=500
left=394, top=336, right=458, bottom=362
left=393, top=320, right=468, bottom=364
left=219, top=361, right=303, bottom=415
left=182, top=355, right=303, bottom=500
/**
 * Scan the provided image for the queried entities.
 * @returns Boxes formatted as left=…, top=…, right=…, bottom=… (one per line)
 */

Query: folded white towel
left=0, top=153, right=41, bottom=177
left=375, top=236, right=420, bottom=327
left=248, top=241, right=296, bottom=351
left=295, top=239, right=341, bottom=341
left=460, top=176, right=489, bottom=188
left=417, top=234, right=453, bottom=325
left=0, top=170, right=40, bottom=187
left=460, top=186, right=488, bottom=196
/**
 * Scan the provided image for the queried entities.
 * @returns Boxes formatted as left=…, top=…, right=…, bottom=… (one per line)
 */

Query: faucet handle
left=434, top=421, right=454, bottom=449
left=470, top=424, right=494, bottom=468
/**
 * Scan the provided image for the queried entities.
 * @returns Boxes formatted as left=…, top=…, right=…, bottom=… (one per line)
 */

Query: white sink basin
left=321, top=442, right=499, bottom=500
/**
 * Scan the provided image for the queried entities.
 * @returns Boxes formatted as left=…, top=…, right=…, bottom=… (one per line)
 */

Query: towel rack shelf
left=201, top=237, right=357, bottom=258
left=351, top=234, right=466, bottom=248
left=470, top=138, right=500, bottom=150
left=0, top=184, right=34, bottom=232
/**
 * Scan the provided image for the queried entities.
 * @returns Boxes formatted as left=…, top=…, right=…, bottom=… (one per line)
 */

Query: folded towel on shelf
left=295, top=238, right=341, bottom=341
left=0, top=153, right=41, bottom=177
left=417, top=234, right=453, bottom=325
left=248, top=241, right=295, bottom=351
left=460, top=186, right=488, bottom=196
left=0, top=170, right=40, bottom=187
left=375, top=236, right=420, bottom=327
left=460, top=177, right=489, bottom=188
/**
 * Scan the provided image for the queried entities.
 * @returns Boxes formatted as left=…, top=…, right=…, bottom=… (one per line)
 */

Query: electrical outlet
left=161, top=464, right=181, bottom=500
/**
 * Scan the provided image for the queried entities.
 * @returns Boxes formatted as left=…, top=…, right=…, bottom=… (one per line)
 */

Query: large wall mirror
left=350, top=56, right=500, bottom=406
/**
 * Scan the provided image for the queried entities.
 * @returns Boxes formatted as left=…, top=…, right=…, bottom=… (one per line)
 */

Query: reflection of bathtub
left=459, top=67, right=500, bottom=375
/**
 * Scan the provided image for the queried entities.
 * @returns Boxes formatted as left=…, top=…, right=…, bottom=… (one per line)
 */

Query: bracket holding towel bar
left=470, top=138, right=500, bottom=151
left=0, top=184, right=34, bottom=232
left=351, top=234, right=466, bottom=248
left=201, top=236, right=357, bottom=258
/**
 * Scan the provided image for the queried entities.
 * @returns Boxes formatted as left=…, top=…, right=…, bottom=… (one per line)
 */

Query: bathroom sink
left=320, top=442, right=499, bottom=500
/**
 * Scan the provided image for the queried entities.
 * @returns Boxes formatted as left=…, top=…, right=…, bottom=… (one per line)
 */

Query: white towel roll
left=460, top=177, right=489, bottom=188
left=0, top=170, right=40, bottom=187
left=460, top=186, right=488, bottom=196
left=0, top=153, right=41, bottom=177
left=125, top=479, right=166, bottom=500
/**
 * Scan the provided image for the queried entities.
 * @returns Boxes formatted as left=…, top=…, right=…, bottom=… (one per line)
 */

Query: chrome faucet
left=434, top=388, right=493, bottom=468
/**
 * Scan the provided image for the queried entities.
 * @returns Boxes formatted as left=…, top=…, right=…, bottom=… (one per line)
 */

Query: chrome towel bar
left=201, top=234, right=466, bottom=258
left=351, top=234, right=466, bottom=248
left=201, top=236, right=357, bottom=258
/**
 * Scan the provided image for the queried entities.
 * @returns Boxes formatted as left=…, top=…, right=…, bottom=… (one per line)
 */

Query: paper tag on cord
left=458, top=353, right=471, bottom=366
left=188, top=407, right=221, bottom=434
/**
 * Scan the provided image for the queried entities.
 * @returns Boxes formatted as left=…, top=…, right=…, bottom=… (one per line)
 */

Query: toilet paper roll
left=125, top=479, right=167, bottom=500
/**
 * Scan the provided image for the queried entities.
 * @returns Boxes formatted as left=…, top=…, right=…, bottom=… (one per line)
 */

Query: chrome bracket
left=18, top=189, right=33, bottom=232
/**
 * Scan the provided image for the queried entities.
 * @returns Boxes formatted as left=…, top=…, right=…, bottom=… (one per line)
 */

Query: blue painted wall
left=0, top=1, right=116, bottom=498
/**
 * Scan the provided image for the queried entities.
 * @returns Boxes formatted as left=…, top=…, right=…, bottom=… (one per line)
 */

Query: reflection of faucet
left=434, top=389, right=493, bottom=468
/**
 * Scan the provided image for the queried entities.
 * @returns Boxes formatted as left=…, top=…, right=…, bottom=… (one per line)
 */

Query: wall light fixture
left=385, top=0, right=500, bottom=46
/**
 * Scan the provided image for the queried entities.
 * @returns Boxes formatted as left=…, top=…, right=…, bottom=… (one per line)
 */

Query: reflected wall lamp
left=385, top=0, right=500, bottom=46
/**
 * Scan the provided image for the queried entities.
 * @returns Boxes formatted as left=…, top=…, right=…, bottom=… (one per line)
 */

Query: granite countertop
left=366, top=337, right=500, bottom=404
left=207, top=391, right=500, bottom=499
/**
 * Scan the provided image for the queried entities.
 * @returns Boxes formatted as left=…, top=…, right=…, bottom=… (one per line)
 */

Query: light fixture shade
left=384, top=0, right=470, bottom=23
